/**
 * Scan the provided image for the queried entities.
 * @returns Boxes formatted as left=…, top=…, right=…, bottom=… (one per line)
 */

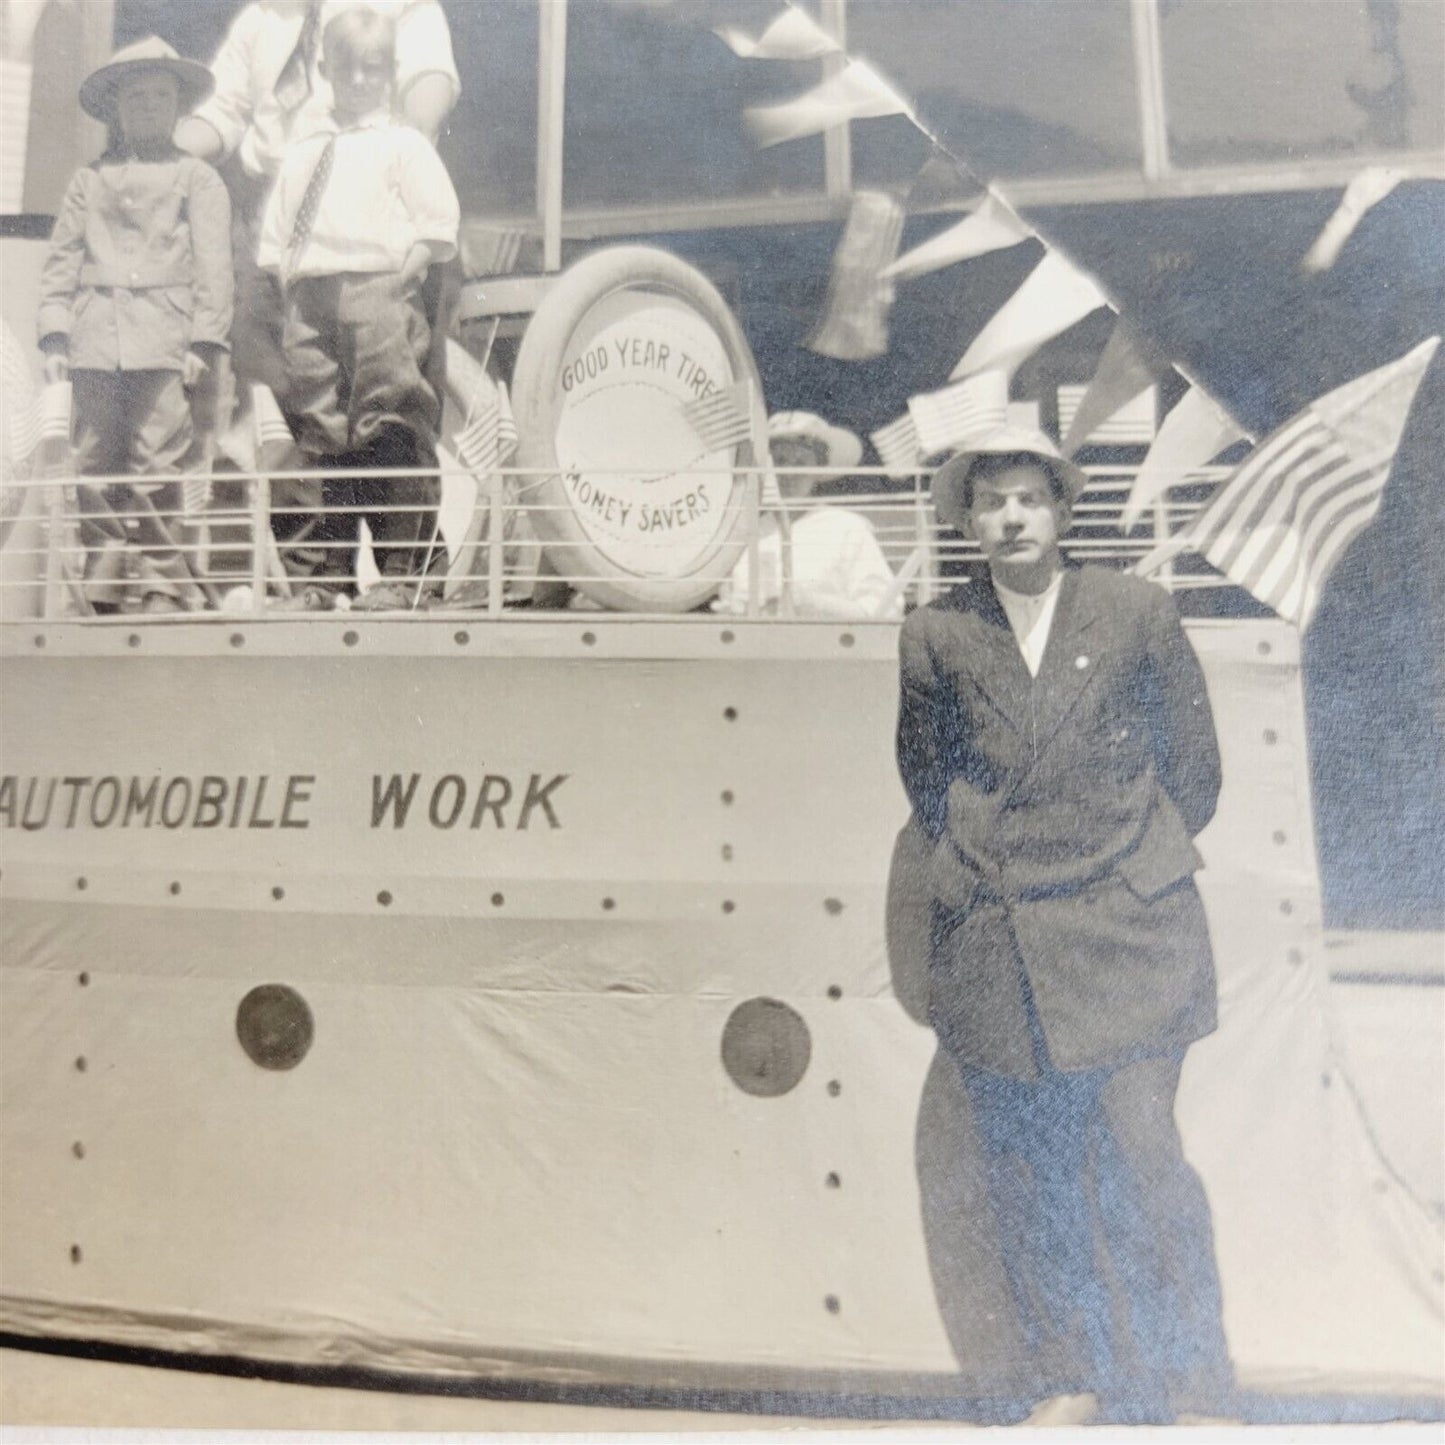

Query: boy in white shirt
left=257, top=3, right=459, bottom=609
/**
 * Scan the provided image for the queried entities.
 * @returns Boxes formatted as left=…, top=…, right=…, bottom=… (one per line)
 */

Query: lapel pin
left=1075, top=655, right=1090, bottom=670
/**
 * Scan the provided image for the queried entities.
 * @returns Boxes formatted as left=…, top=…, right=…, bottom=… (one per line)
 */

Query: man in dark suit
left=895, top=427, right=1232, bottom=1424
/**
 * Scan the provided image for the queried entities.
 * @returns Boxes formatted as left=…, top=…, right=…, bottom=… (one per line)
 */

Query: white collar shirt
left=993, top=570, right=1065, bottom=677
left=256, top=111, right=459, bottom=284
left=192, top=0, right=460, bottom=182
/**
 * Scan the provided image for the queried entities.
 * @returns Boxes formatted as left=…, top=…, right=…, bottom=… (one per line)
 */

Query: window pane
left=1160, top=0, right=1445, bottom=165
left=847, top=0, right=1143, bottom=182
left=561, top=1, right=826, bottom=209
left=440, top=0, right=539, bottom=216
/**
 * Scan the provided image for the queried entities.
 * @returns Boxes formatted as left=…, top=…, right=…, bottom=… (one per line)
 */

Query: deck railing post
left=488, top=471, right=505, bottom=617
left=42, top=479, right=64, bottom=622
left=913, top=473, right=935, bottom=605
left=249, top=472, right=270, bottom=615
left=1153, top=490, right=1175, bottom=592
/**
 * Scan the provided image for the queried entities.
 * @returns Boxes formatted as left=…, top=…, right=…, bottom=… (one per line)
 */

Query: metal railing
left=0, top=462, right=1238, bottom=624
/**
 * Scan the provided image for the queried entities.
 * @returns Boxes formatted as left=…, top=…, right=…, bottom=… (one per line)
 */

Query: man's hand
left=182, top=350, right=210, bottom=390
left=42, top=354, right=69, bottom=385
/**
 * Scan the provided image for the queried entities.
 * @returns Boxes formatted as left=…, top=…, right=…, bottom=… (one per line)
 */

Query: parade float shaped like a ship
left=1, top=0, right=1442, bottom=1421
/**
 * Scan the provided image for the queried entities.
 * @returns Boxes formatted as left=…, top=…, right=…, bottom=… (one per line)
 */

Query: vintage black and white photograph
left=0, top=0, right=1441, bottom=1435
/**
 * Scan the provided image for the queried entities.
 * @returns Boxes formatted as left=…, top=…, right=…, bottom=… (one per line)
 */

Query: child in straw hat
left=37, top=37, right=234, bottom=613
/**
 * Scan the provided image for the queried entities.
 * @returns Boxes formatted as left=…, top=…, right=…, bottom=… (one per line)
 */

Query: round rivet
left=127, top=634, right=141, bottom=649
left=230, top=633, right=245, bottom=648
left=1322, top=1072, right=1332, bottom=1088
left=76, top=877, right=88, bottom=891
left=343, top=631, right=358, bottom=648
left=1273, top=830, right=1287, bottom=844
left=377, top=890, right=392, bottom=907
left=1280, top=899, right=1293, bottom=915
left=169, top=881, right=181, bottom=896
left=72, top=1141, right=85, bottom=1160
left=825, top=1171, right=841, bottom=1189
left=77, top=972, right=90, bottom=987
left=824, top=898, right=844, bottom=916
left=721, top=630, right=735, bottom=644
left=824, top=1295, right=841, bottom=1314
left=491, top=892, right=505, bottom=907
left=74, top=1056, right=87, bottom=1073
left=272, top=886, right=285, bottom=901
left=1258, top=641, right=1272, bottom=656
left=236, top=983, right=314, bottom=1071
left=454, top=630, right=470, bottom=646
left=827, top=985, right=842, bottom=1001
left=70, top=1245, right=82, bottom=1265
left=721, top=844, right=734, bottom=861
left=582, top=631, right=596, bottom=646
left=839, top=633, right=855, bottom=648
left=722, top=899, right=735, bottom=914
left=723, top=706, right=738, bottom=721
left=720, top=998, right=811, bottom=1098
left=721, top=790, right=735, bottom=805
left=602, top=897, right=616, bottom=911
left=826, top=1079, right=842, bottom=1097
left=33, top=634, right=45, bottom=648
left=1263, top=729, right=1278, bottom=745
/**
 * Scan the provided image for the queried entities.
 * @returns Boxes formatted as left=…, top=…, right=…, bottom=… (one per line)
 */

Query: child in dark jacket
left=38, top=37, right=233, bottom=613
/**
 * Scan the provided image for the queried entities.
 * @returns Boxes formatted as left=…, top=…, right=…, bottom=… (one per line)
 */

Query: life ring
left=511, top=246, right=766, bottom=613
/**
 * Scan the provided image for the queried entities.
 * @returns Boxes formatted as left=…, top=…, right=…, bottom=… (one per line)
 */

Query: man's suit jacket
left=894, top=566, right=1222, bottom=1078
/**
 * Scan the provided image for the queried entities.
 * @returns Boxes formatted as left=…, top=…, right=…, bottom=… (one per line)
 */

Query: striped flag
left=456, top=386, right=519, bottom=473
left=908, top=371, right=1009, bottom=457
left=251, top=384, right=295, bottom=458
left=1136, top=337, right=1439, bottom=630
left=871, top=413, right=921, bottom=476
left=682, top=380, right=753, bottom=453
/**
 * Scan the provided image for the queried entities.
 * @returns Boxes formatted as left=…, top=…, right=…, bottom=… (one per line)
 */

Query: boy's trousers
left=275, top=271, right=444, bottom=585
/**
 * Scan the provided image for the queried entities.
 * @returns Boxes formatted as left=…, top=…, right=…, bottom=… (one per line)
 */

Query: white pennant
left=746, top=59, right=910, bottom=148
left=1121, top=385, right=1248, bottom=532
left=714, top=9, right=840, bottom=60
left=1301, top=167, right=1405, bottom=273
left=951, top=251, right=1109, bottom=381
left=882, top=192, right=1034, bottom=282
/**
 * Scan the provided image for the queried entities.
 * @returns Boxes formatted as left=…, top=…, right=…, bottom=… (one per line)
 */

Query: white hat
left=931, top=423, right=1087, bottom=518
left=767, top=411, right=863, bottom=474
left=80, top=36, right=214, bottom=122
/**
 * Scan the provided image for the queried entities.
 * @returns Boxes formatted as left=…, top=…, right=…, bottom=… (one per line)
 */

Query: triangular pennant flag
left=951, top=250, right=1109, bottom=380
left=682, top=380, right=754, bottom=452
left=1120, top=385, right=1246, bottom=530
left=871, top=413, right=921, bottom=476
left=806, top=190, right=905, bottom=361
left=1135, top=337, right=1439, bottom=630
left=715, top=9, right=840, bottom=60
left=1061, top=318, right=1164, bottom=456
left=882, top=192, right=1034, bottom=282
left=1301, top=166, right=1405, bottom=273
left=907, top=371, right=1009, bottom=457
left=746, top=59, right=910, bottom=148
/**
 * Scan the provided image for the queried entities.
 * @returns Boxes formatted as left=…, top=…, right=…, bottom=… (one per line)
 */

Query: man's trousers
left=959, top=1047, right=1233, bottom=1417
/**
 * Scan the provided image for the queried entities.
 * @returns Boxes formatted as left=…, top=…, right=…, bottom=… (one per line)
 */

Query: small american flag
left=908, top=371, right=1009, bottom=458
left=251, top=385, right=295, bottom=457
left=871, top=412, right=921, bottom=476
left=1138, top=337, right=1438, bottom=630
left=456, top=384, right=519, bottom=474
left=682, top=381, right=753, bottom=453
